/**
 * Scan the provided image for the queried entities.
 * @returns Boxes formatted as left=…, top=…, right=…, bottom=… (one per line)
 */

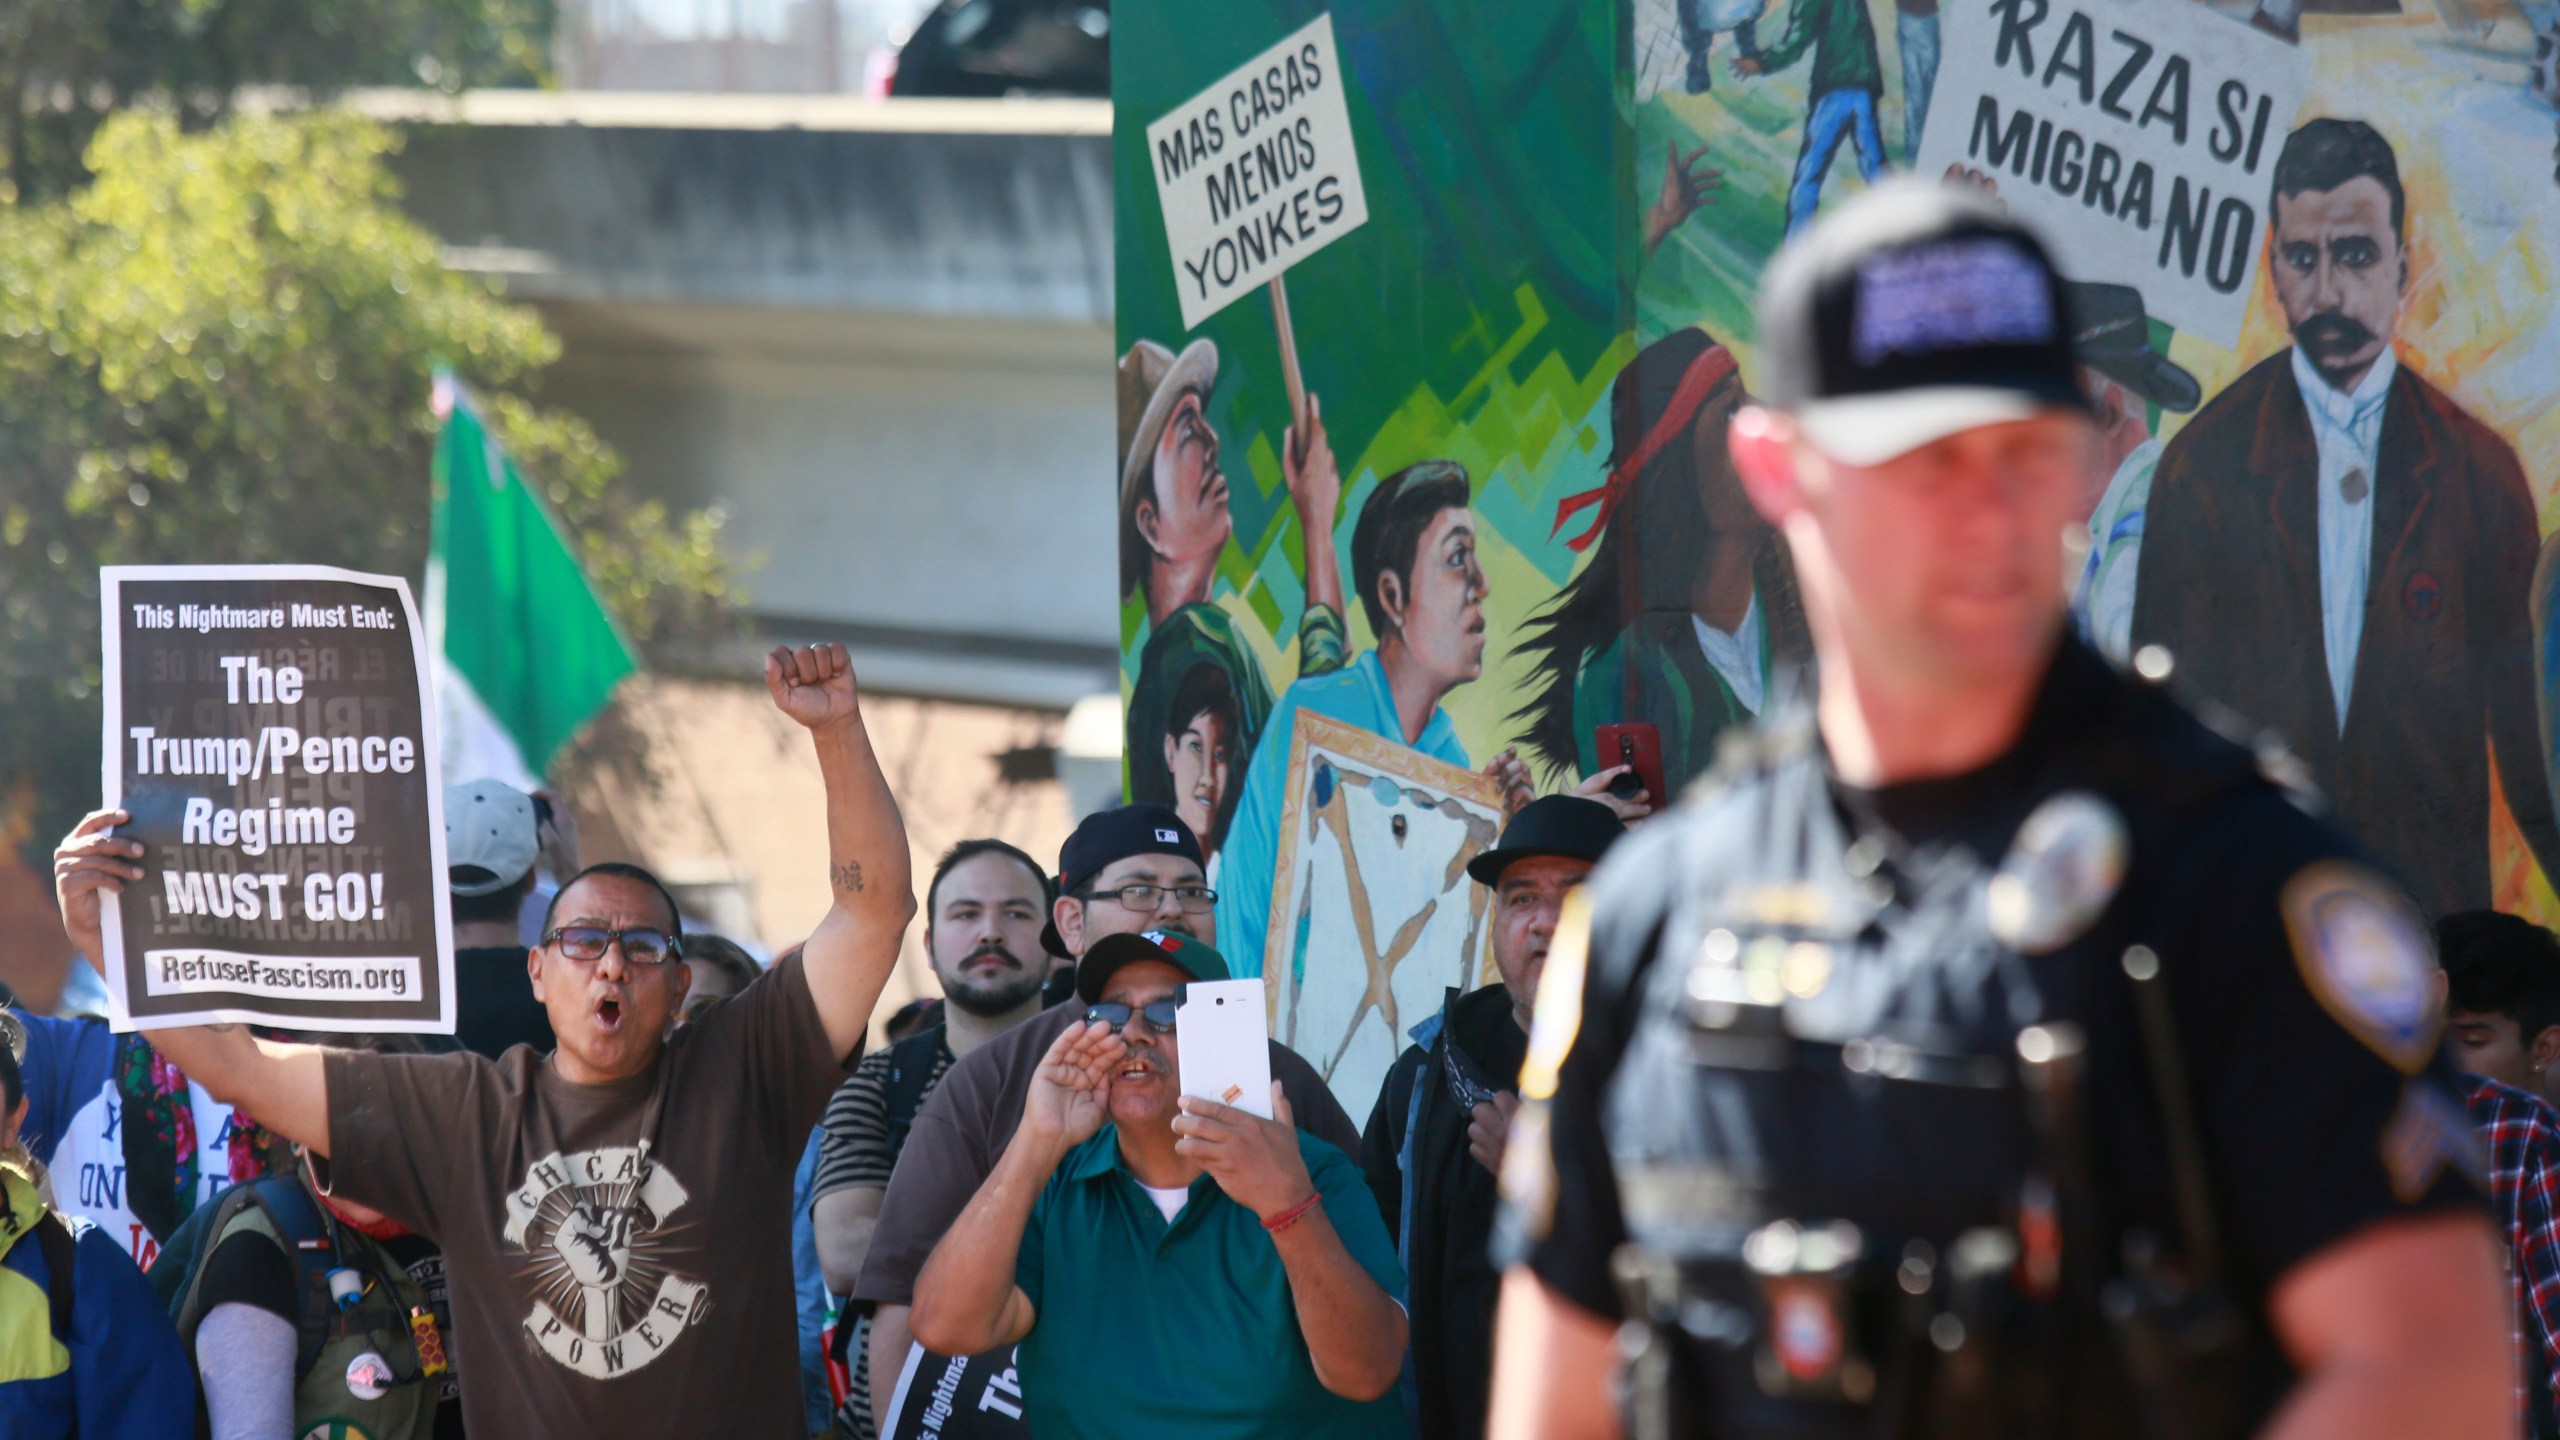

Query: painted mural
left=1114, top=0, right=1634, bottom=1014
left=1116, top=0, right=2560, bottom=1008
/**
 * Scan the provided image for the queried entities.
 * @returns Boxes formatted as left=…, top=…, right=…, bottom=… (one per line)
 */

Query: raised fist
left=553, top=1202, right=636, bottom=1291
left=765, top=643, right=863, bottom=732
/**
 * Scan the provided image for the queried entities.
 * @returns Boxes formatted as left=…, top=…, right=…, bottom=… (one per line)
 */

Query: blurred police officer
left=1487, top=180, right=2509, bottom=1440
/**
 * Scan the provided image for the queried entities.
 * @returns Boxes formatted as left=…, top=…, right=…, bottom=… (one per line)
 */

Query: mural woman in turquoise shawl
left=1219, top=461, right=1490, bottom=975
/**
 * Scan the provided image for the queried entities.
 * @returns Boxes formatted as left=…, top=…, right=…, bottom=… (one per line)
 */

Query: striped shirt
left=814, top=1033, right=955, bottom=1440
left=813, top=1037, right=956, bottom=1200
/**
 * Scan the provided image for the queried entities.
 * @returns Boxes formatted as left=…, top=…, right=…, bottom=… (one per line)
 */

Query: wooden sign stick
left=1270, top=273, right=1310, bottom=448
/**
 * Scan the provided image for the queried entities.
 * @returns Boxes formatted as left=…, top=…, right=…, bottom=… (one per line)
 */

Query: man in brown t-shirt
left=54, top=643, right=911, bottom=1440
left=851, top=802, right=1360, bottom=1430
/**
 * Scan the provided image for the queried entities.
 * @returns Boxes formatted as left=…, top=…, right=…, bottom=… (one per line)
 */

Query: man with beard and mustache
left=846, top=806, right=1361, bottom=1437
left=2133, top=118, right=2560, bottom=919
left=809, top=839, right=1054, bottom=1439
left=911, top=931, right=1409, bottom=1439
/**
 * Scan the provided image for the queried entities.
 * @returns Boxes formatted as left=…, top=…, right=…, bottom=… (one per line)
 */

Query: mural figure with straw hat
left=1122, top=12, right=1379, bottom=871
left=1120, top=328, right=1348, bottom=865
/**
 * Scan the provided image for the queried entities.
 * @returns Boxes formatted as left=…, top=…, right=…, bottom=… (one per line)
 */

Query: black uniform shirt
left=1498, top=636, right=2482, bottom=1431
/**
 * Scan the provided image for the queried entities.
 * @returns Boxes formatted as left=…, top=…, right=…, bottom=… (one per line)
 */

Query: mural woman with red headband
left=1511, top=328, right=1813, bottom=797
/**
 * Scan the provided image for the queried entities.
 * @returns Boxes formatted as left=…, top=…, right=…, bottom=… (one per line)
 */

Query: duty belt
left=1612, top=964, right=2254, bottom=1440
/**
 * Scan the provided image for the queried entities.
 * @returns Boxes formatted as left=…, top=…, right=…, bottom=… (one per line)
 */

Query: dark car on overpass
left=888, top=0, right=1110, bottom=97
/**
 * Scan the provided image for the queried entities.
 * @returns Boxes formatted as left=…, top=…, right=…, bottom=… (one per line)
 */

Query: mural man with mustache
left=2132, top=118, right=2560, bottom=918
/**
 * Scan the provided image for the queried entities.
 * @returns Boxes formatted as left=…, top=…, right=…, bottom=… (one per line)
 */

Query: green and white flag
left=428, top=374, right=637, bottom=788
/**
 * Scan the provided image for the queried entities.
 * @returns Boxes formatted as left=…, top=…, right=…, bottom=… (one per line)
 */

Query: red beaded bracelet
left=1261, top=1193, right=1323, bottom=1233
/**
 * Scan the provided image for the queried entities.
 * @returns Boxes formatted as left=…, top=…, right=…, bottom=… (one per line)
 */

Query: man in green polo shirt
left=909, top=930, right=1407, bottom=1440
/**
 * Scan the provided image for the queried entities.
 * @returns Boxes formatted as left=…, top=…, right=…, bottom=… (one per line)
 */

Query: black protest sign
left=100, top=565, right=454, bottom=1032
left=884, top=1343, right=1033, bottom=1440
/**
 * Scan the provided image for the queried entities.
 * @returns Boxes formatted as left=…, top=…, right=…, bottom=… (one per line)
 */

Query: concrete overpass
left=3, top=91, right=1127, bottom=1019
left=371, top=90, right=1122, bottom=711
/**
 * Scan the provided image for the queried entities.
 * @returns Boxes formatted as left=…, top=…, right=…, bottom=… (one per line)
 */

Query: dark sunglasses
left=1083, top=1000, right=1179, bottom=1036
left=544, top=926, right=681, bottom=966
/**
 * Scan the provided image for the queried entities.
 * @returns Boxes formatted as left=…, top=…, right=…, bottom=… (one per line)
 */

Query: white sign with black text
left=1147, top=12, right=1371, bottom=331
left=1915, top=0, right=2311, bottom=348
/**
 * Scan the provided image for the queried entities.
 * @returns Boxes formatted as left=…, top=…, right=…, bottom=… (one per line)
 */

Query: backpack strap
left=245, top=1176, right=347, bottom=1379
left=152, top=1173, right=248, bottom=1311
left=174, top=1175, right=345, bottom=1380
left=880, top=1026, right=950, bottom=1160
left=39, top=1210, right=77, bottom=1343
left=171, top=1182, right=269, bottom=1336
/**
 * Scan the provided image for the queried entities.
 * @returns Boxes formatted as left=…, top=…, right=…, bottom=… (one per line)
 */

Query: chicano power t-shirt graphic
left=503, top=1146, right=708, bottom=1378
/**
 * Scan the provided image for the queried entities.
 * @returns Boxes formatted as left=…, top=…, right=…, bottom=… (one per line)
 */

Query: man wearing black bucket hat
left=1362, top=795, right=1625, bottom=1440
left=1487, top=178, right=2505, bottom=1440
left=847, top=804, right=1359, bottom=1435
left=2064, top=279, right=2200, bottom=661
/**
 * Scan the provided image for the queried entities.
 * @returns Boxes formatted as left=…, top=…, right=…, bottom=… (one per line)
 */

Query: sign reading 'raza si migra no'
left=1915, top=0, right=2309, bottom=349
left=1146, top=12, right=1372, bottom=331
left=100, top=564, right=455, bottom=1034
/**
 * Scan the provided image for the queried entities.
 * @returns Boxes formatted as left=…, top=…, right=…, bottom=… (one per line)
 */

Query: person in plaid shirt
left=2443, top=909, right=2560, bottom=1438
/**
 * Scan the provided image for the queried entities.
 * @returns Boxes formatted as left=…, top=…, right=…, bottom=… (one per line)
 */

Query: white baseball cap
left=444, top=780, right=539, bottom=896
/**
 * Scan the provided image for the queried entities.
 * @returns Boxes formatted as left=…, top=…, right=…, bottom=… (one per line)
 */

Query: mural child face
left=1382, top=506, right=1489, bottom=690
left=1163, top=709, right=1234, bottom=851
left=1141, top=391, right=1232, bottom=571
left=2271, top=176, right=2406, bottom=392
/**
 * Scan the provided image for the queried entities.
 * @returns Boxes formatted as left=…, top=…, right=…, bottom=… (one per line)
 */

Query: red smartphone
left=1593, top=722, right=1666, bottom=809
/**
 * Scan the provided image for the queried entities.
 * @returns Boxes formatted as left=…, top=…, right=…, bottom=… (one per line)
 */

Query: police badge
left=1986, top=792, right=2129, bottom=954
left=2280, top=861, right=2439, bottom=1074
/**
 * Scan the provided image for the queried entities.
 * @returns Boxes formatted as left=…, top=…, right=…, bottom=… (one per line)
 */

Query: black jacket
left=1360, top=983, right=1528, bottom=1440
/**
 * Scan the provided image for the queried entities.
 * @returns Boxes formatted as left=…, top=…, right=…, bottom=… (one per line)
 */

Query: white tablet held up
left=1175, top=979, right=1274, bottom=1120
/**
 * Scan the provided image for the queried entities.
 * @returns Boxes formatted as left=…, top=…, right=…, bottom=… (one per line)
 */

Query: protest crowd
left=3, top=178, right=2555, bottom=1440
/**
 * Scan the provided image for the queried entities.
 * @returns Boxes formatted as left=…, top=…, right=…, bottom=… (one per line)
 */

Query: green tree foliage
left=0, top=110, right=737, bottom=852
left=0, top=0, right=550, bottom=198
